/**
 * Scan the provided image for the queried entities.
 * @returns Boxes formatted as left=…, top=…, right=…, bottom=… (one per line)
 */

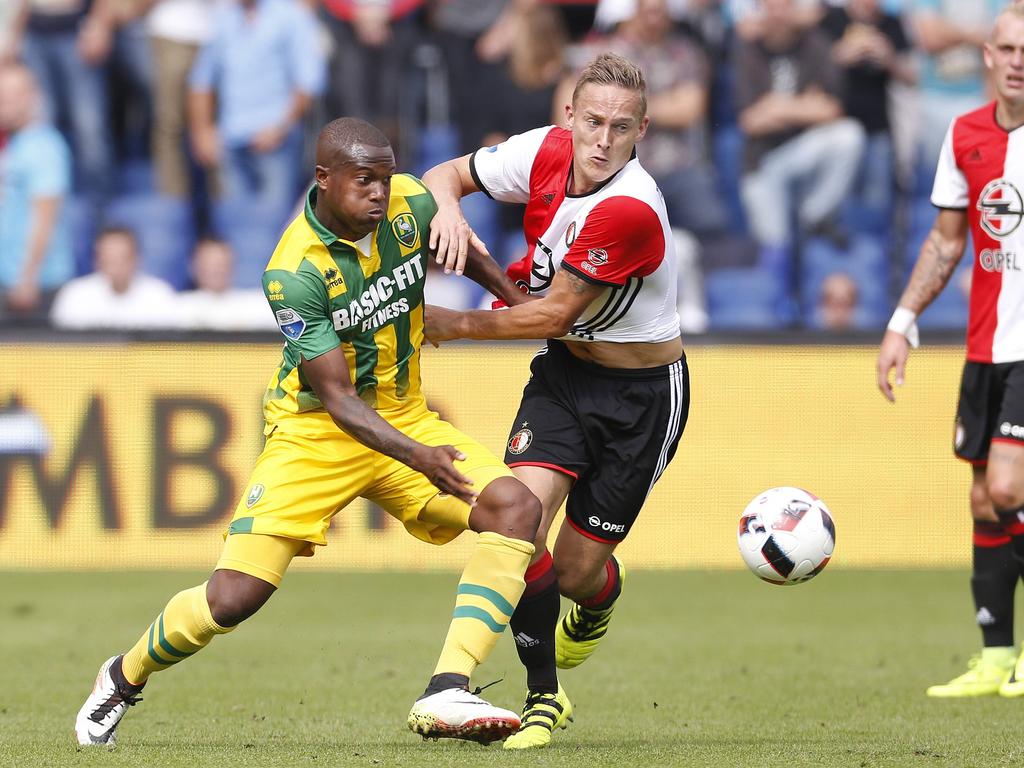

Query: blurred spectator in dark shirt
left=0, top=62, right=72, bottom=323
left=820, top=0, right=915, bottom=217
left=175, top=237, right=277, bottom=330
left=320, top=0, right=424, bottom=166
left=736, top=0, right=865, bottom=249
left=188, top=0, right=325, bottom=210
left=50, top=226, right=178, bottom=329
left=10, top=0, right=115, bottom=204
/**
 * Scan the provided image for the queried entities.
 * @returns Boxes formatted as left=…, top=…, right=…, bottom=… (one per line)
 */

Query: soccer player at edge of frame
left=422, top=52, right=689, bottom=749
left=74, top=117, right=547, bottom=747
left=877, top=4, right=1024, bottom=699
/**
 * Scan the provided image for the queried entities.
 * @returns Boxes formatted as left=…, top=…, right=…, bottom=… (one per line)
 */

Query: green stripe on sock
left=147, top=622, right=171, bottom=666
left=157, top=613, right=195, bottom=659
left=452, top=606, right=506, bottom=633
left=457, top=583, right=515, bottom=617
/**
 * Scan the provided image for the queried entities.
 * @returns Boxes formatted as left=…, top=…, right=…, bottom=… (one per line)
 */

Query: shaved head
left=316, top=117, right=391, bottom=169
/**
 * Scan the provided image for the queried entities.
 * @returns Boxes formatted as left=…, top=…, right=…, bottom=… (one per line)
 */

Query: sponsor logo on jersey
left=331, top=253, right=424, bottom=332
left=977, top=179, right=1024, bottom=239
left=508, top=427, right=533, bottom=455
left=392, top=213, right=419, bottom=249
left=579, top=261, right=598, bottom=275
left=246, top=483, right=265, bottom=508
left=542, top=192, right=555, bottom=205
left=587, top=248, right=609, bottom=265
left=565, top=221, right=576, bottom=246
left=1000, top=421, right=1024, bottom=439
left=979, top=249, right=1023, bottom=272
left=323, top=268, right=345, bottom=291
left=266, top=280, right=284, bottom=301
left=275, top=308, right=306, bottom=340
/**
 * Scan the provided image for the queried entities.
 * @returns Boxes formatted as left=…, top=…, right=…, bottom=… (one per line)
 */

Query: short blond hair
left=571, top=53, right=647, bottom=119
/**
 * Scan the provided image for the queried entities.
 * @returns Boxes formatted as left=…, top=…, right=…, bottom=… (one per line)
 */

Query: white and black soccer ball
left=737, top=487, right=836, bottom=585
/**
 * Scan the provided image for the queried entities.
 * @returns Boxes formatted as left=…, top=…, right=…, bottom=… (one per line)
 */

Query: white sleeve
left=930, top=122, right=969, bottom=209
left=469, top=126, right=554, bottom=204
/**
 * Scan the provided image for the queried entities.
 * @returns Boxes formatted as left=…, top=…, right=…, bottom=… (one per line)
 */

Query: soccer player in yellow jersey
left=74, top=117, right=542, bottom=746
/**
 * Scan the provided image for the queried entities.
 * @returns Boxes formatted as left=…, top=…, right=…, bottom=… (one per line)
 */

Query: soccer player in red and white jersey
left=878, top=4, right=1024, bottom=699
left=423, top=53, right=687, bottom=748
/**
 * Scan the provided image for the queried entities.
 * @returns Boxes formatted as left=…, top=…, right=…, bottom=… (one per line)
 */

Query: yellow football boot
left=555, top=558, right=624, bottom=670
left=502, top=685, right=573, bottom=750
left=927, top=649, right=1015, bottom=698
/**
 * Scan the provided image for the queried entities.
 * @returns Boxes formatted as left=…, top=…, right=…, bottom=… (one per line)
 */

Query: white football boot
left=74, top=656, right=143, bottom=746
left=407, top=687, right=520, bottom=744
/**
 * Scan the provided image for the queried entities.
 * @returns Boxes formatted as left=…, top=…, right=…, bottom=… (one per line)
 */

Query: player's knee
left=474, top=477, right=542, bottom=543
left=970, top=482, right=995, bottom=520
left=206, top=571, right=275, bottom=627
left=988, top=479, right=1024, bottom=516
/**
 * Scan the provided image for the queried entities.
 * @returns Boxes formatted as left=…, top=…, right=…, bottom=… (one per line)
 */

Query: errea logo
left=267, top=280, right=284, bottom=301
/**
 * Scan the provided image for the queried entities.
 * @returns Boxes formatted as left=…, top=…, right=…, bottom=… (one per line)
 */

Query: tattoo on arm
left=904, top=228, right=963, bottom=309
left=565, top=271, right=592, bottom=295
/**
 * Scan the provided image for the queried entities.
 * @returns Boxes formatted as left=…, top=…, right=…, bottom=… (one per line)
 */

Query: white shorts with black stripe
left=503, top=340, right=689, bottom=543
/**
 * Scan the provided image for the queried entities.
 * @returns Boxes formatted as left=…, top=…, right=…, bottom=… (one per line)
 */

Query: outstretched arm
left=301, top=347, right=477, bottom=504
left=426, top=270, right=602, bottom=342
left=877, top=208, right=968, bottom=402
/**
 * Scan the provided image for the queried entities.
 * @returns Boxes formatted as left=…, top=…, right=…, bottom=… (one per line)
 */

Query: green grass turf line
left=3, top=570, right=1024, bottom=767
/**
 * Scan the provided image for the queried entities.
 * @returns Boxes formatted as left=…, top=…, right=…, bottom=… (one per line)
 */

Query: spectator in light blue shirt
left=188, top=0, right=326, bottom=209
left=0, top=63, right=72, bottom=324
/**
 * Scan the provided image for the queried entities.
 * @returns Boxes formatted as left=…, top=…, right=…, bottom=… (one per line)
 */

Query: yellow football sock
left=434, top=532, right=535, bottom=678
left=121, top=582, right=234, bottom=686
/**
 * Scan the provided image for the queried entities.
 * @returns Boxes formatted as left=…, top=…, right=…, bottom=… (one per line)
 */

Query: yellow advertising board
left=0, top=342, right=969, bottom=570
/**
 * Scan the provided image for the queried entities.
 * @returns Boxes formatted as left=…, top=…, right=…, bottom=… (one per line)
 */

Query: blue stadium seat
left=706, top=267, right=785, bottom=330
left=711, top=125, right=748, bottom=233
left=414, top=124, right=459, bottom=178
left=115, top=160, right=157, bottom=196
left=212, top=198, right=295, bottom=289
left=105, top=194, right=195, bottom=289
left=63, top=195, right=97, bottom=277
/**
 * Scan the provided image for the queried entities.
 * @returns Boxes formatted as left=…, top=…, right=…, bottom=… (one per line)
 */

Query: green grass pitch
left=3, top=569, right=1024, bottom=768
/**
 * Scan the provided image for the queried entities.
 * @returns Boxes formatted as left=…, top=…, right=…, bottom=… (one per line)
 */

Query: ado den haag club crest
left=392, top=212, right=418, bottom=248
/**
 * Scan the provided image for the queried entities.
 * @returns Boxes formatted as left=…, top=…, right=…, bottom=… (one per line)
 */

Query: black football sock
left=510, top=550, right=560, bottom=694
left=972, top=520, right=1017, bottom=647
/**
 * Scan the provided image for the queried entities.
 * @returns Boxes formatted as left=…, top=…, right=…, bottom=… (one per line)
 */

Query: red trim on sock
left=507, top=461, right=579, bottom=480
left=525, top=550, right=553, bottom=583
left=974, top=531, right=1012, bottom=547
left=579, top=558, right=618, bottom=609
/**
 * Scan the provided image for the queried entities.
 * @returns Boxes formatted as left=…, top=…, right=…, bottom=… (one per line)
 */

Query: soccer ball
left=737, top=487, right=836, bottom=585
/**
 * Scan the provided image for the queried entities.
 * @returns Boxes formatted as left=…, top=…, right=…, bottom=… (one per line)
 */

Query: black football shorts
left=955, top=360, right=1024, bottom=464
left=503, top=340, right=689, bottom=543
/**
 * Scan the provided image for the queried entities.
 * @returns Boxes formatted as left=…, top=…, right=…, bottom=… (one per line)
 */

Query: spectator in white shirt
left=175, top=237, right=277, bottom=330
left=50, top=226, right=178, bottom=329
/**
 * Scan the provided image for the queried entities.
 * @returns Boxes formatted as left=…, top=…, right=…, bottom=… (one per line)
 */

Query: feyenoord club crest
left=508, top=426, right=533, bottom=455
left=392, top=212, right=419, bottom=248
left=977, top=179, right=1024, bottom=239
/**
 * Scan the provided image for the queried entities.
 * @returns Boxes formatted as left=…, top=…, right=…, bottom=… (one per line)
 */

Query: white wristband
left=887, top=306, right=920, bottom=349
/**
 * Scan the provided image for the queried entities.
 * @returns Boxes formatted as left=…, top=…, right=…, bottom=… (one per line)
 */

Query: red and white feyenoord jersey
left=932, top=103, right=1024, bottom=363
left=470, top=126, right=680, bottom=343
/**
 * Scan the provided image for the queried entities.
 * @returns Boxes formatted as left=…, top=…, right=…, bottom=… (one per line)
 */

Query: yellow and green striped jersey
left=262, top=175, right=435, bottom=430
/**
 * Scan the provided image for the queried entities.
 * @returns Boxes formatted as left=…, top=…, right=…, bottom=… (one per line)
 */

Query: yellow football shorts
left=221, top=406, right=512, bottom=566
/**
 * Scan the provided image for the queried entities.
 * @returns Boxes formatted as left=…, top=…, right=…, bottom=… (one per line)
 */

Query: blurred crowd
left=0, top=0, right=999, bottom=333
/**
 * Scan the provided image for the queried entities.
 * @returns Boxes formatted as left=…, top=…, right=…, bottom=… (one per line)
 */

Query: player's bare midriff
left=563, top=335, right=683, bottom=369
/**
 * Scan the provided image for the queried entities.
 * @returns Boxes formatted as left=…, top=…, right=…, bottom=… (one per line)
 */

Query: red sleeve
left=561, top=196, right=665, bottom=287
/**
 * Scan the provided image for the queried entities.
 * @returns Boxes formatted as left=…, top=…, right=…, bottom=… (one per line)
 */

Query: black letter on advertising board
left=0, top=395, right=121, bottom=529
left=153, top=398, right=234, bottom=528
